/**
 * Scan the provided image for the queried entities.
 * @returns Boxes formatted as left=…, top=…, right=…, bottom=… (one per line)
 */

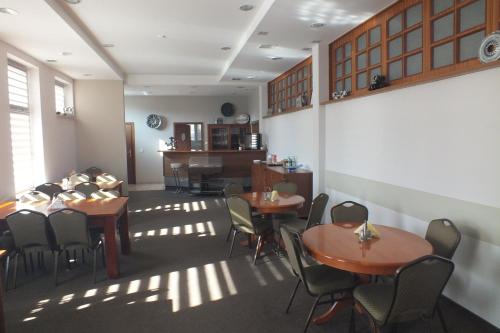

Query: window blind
left=55, top=81, right=65, bottom=113
left=7, top=61, right=33, bottom=193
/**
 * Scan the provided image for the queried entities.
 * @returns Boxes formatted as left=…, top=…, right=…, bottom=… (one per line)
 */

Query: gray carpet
left=4, top=191, right=499, bottom=333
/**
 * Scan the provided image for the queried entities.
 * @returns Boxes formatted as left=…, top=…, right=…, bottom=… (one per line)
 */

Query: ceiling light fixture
left=83, top=73, right=92, bottom=77
left=221, top=46, right=231, bottom=51
left=102, top=44, right=115, bottom=48
left=46, top=59, right=57, bottom=63
left=310, top=22, right=325, bottom=29
left=0, top=8, right=19, bottom=15
left=311, top=40, right=322, bottom=44
left=268, top=56, right=283, bottom=61
left=258, top=44, right=274, bottom=49
left=65, top=0, right=82, bottom=4
left=157, top=34, right=167, bottom=39
left=239, top=4, right=254, bottom=11
left=302, top=47, right=312, bottom=51
left=61, top=52, right=72, bottom=56
left=247, top=75, right=255, bottom=79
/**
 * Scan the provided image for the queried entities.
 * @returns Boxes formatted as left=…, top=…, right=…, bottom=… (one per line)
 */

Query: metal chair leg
left=286, top=278, right=301, bottom=313
left=437, top=303, right=448, bottom=333
left=81, top=249, right=86, bottom=264
left=29, top=252, right=34, bottom=273
left=101, top=242, right=106, bottom=267
left=349, top=307, right=356, bottom=333
left=4, top=255, right=10, bottom=291
left=228, top=229, right=238, bottom=258
left=53, top=251, right=59, bottom=287
left=92, top=248, right=97, bottom=284
left=253, top=235, right=263, bottom=265
left=304, top=295, right=322, bottom=333
left=65, top=250, right=71, bottom=269
left=13, top=253, right=19, bottom=289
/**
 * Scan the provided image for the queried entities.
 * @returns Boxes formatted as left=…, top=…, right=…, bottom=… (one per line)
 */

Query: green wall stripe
left=325, top=170, right=500, bottom=246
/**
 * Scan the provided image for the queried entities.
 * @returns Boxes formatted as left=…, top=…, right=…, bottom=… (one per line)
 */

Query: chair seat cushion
left=304, top=264, right=355, bottom=295
left=354, top=283, right=394, bottom=324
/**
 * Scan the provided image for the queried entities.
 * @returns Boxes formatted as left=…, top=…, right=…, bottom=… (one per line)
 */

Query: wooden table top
left=0, top=197, right=128, bottom=220
left=302, top=223, right=433, bottom=276
left=240, top=192, right=305, bottom=213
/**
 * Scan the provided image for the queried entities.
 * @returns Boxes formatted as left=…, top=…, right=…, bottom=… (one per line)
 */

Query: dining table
left=302, top=222, right=433, bottom=325
left=0, top=197, right=131, bottom=279
left=239, top=192, right=305, bottom=214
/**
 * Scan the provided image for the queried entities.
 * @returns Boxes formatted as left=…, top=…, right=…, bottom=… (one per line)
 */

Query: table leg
left=119, top=206, right=131, bottom=255
left=312, top=298, right=352, bottom=325
left=103, top=217, right=120, bottom=279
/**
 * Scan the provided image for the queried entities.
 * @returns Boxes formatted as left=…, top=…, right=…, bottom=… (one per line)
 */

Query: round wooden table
left=239, top=192, right=305, bottom=214
left=302, top=222, right=433, bottom=324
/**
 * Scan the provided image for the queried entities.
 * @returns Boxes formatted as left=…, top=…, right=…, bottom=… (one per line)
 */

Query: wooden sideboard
left=251, top=163, right=312, bottom=218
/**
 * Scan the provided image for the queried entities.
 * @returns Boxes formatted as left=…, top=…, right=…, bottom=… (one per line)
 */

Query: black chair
left=5, top=210, right=53, bottom=289
left=85, top=167, right=103, bottom=182
left=353, top=255, right=454, bottom=333
left=18, top=191, right=50, bottom=203
left=74, top=182, right=100, bottom=198
left=425, top=218, right=461, bottom=260
left=284, top=193, right=329, bottom=234
left=330, top=201, right=368, bottom=223
left=57, top=190, right=87, bottom=200
left=226, top=196, right=273, bottom=264
left=96, top=173, right=118, bottom=183
left=281, top=227, right=355, bottom=333
left=48, top=209, right=104, bottom=285
left=35, top=183, right=63, bottom=198
left=90, top=189, right=120, bottom=199
left=69, top=173, right=90, bottom=185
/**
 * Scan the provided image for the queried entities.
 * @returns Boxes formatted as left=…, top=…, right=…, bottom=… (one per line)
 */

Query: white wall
left=0, top=40, right=77, bottom=200
left=324, top=67, right=500, bottom=328
left=124, top=95, right=249, bottom=184
left=74, top=80, right=127, bottom=192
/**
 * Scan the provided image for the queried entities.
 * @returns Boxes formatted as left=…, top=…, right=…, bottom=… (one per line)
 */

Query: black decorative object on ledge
left=368, top=74, right=387, bottom=91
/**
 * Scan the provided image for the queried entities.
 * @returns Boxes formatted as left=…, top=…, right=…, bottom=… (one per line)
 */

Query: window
left=55, top=81, right=65, bottom=114
left=7, top=61, right=34, bottom=193
left=329, top=0, right=497, bottom=101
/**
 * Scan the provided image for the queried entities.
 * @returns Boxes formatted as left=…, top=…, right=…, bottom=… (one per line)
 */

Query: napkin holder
left=354, top=222, right=380, bottom=241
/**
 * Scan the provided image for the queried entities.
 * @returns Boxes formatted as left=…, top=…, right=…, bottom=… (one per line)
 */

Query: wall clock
left=146, top=114, right=162, bottom=129
left=221, top=103, right=235, bottom=117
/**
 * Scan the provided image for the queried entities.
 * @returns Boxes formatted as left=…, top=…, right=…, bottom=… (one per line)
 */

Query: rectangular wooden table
left=0, top=198, right=131, bottom=279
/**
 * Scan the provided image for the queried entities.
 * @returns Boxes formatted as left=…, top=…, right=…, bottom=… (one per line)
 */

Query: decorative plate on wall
left=146, top=114, right=163, bottom=129
left=236, top=113, right=250, bottom=124
left=221, top=103, right=235, bottom=117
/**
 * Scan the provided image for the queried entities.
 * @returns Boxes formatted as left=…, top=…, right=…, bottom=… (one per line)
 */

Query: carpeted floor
left=4, top=191, right=499, bottom=333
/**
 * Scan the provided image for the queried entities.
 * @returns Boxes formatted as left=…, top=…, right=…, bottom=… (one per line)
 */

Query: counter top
left=159, top=149, right=266, bottom=154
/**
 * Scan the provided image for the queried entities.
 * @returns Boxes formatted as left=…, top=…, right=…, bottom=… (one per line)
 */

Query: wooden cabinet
left=208, top=124, right=250, bottom=151
left=251, top=163, right=313, bottom=218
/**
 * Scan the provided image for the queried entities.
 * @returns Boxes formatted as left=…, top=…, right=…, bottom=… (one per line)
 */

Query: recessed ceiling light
left=102, top=44, right=114, bottom=48
left=0, top=8, right=18, bottom=15
left=259, top=44, right=274, bottom=49
left=247, top=75, right=255, bottom=79
left=302, top=47, right=312, bottom=51
left=311, top=40, right=322, bottom=44
left=46, top=59, right=57, bottom=63
left=65, top=0, right=81, bottom=4
left=83, top=73, right=92, bottom=77
left=61, top=52, right=72, bottom=56
left=239, top=4, right=254, bottom=11
left=232, top=78, right=241, bottom=81
left=310, top=22, right=325, bottom=29
left=268, top=56, right=283, bottom=61
left=157, top=34, right=167, bottom=39
left=221, top=46, right=231, bottom=51
left=257, top=31, right=269, bottom=36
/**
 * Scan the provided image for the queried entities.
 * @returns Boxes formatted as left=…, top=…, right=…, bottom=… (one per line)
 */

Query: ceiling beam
left=126, top=74, right=263, bottom=87
left=44, top=0, right=124, bottom=80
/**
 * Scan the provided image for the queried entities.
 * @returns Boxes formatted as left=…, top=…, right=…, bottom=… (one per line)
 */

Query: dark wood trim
left=173, top=121, right=204, bottom=144
left=125, top=122, right=136, bottom=185
left=262, top=105, right=313, bottom=119
left=329, top=0, right=499, bottom=102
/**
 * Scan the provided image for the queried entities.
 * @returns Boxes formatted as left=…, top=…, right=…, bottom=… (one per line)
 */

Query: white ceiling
left=0, top=0, right=397, bottom=94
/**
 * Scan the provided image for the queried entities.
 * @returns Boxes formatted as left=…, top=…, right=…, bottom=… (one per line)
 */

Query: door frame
left=125, top=122, right=136, bottom=184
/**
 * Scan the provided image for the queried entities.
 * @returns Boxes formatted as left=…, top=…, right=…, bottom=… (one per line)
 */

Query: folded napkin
left=354, top=222, right=380, bottom=238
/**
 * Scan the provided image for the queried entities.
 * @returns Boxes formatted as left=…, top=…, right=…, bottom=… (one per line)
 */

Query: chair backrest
left=226, top=196, right=255, bottom=233
left=90, top=189, right=120, bottom=199
left=48, top=209, right=91, bottom=248
left=280, top=227, right=307, bottom=284
left=331, top=201, right=368, bottom=223
left=386, top=255, right=454, bottom=325
left=273, top=182, right=297, bottom=194
left=18, top=191, right=51, bottom=203
left=6, top=210, right=51, bottom=250
left=69, top=173, right=90, bottom=184
left=223, top=183, right=244, bottom=198
left=35, top=183, right=63, bottom=198
left=96, top=173, right=118, bottom=183
left=305, top=193, right=330, bottom=230
left=85, top=167, right=103, bottom=181
left=74, top=182, right=100, bottom=197
left=425, top=219, right=461, bottom=259
left=57, top=190, right=87, bottom=201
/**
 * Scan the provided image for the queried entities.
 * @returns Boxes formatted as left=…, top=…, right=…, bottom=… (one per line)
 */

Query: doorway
left=125, top=122, right=136, bottom=184
left=174, top=122, right=204, bottom=151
